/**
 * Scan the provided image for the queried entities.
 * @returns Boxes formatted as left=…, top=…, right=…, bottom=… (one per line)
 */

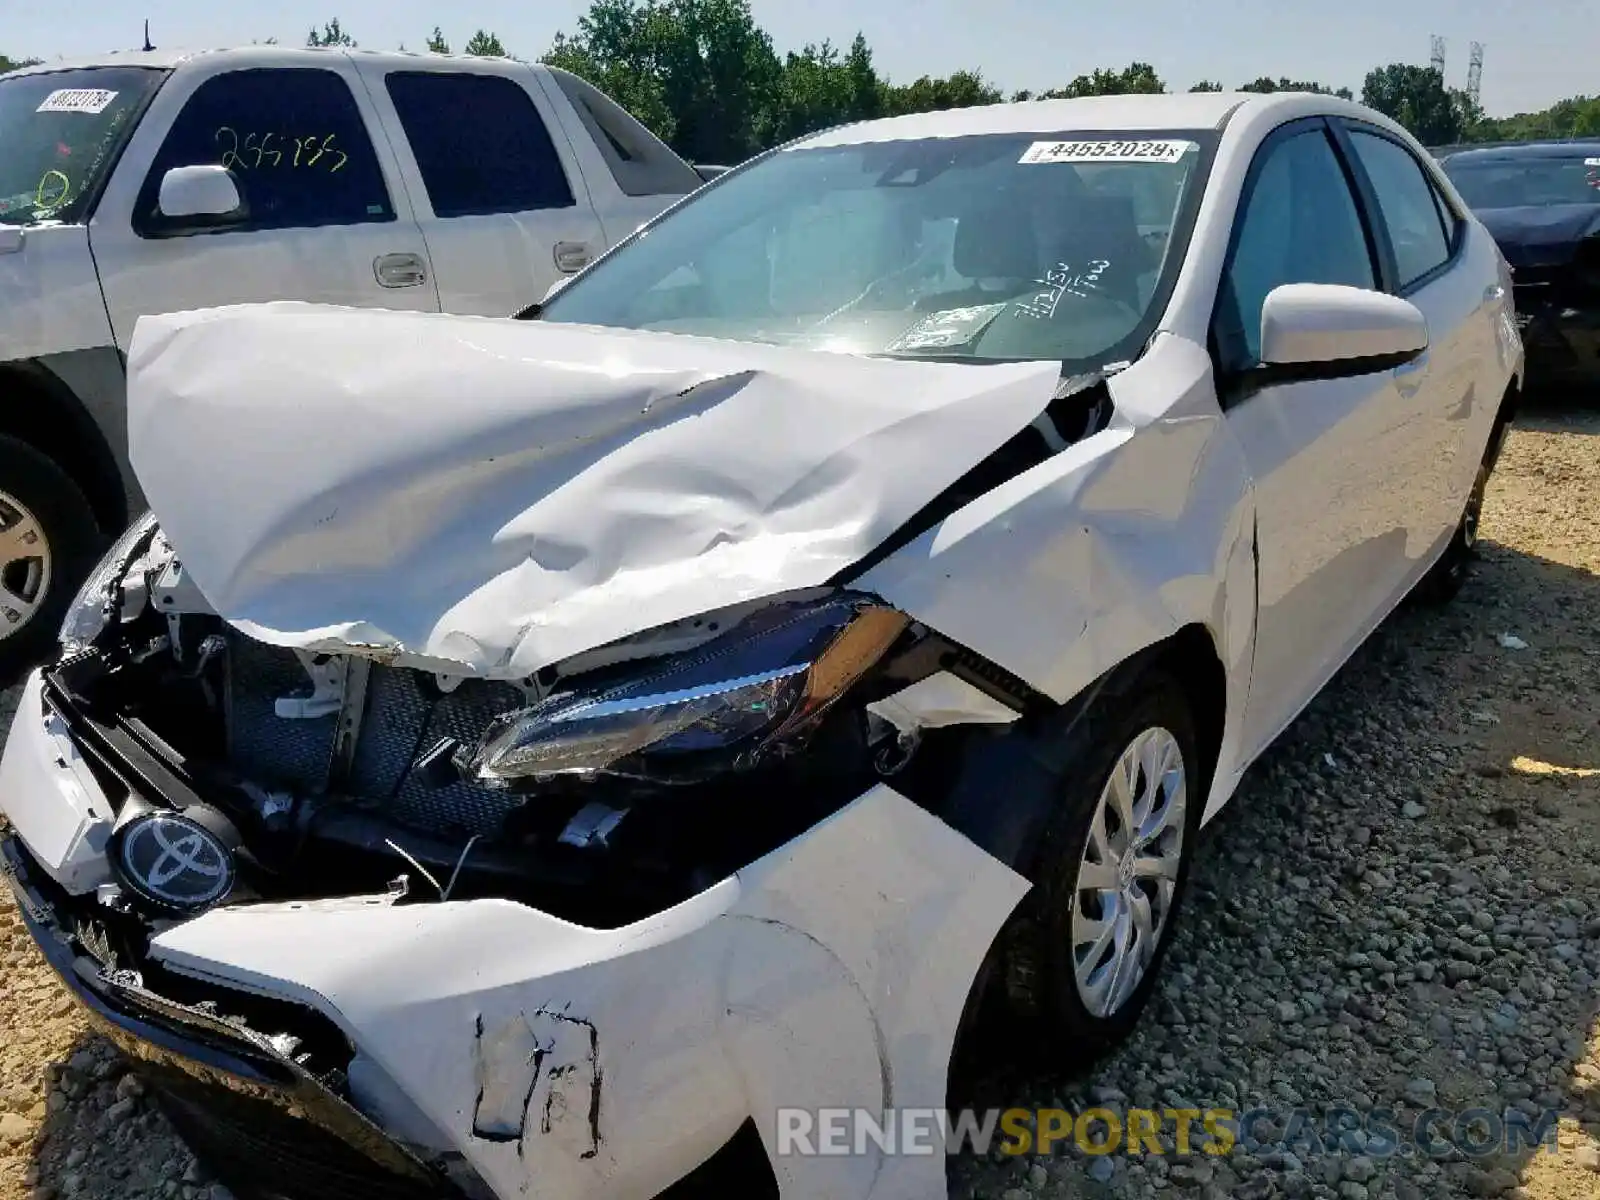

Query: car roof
left=2, top=45, right=523, bottom=77
left=1438, top=139, right=1600, bottom=165
left=793, top=91, right=1364, bottom=148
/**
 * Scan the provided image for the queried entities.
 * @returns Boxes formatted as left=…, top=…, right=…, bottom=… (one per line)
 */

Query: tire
left=0, top=435, right=105, bottom=680
left=1415, top=412, right=1507, bottom=606
left=995, top=670, right=1201, bottom=1067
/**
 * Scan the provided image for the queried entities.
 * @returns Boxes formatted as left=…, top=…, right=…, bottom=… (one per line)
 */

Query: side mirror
left=1260, top=283, right=1428, bottom=373
left=157, top=165, right=244, bottom=221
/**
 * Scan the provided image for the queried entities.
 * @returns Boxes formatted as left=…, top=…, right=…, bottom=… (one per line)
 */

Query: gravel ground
left=0, top=407, right=1595, bottom=1200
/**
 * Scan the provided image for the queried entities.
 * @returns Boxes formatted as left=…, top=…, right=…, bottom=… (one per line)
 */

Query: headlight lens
left=59, top=511, right=160, bottom=652
left=463, top=594, right=908, bottom=785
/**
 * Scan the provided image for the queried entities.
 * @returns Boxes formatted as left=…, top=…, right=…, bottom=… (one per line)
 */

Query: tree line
left=8, top=1, right=1600, bottom=160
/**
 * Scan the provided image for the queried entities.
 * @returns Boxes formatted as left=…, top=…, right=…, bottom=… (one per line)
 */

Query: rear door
left=1216, top=119, right=1423, bottom=761
left=354, top=62, right=605, bottom=316
left=91, top=58, right=439, bottom=350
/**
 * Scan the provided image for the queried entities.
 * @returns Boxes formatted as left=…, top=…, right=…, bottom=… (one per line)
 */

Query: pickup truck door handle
left=553, top=241, right=592, bottom=274
left=373, top=252, right=428, bottom=289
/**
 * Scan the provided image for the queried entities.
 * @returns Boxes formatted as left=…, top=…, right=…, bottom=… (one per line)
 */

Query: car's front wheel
left=999, top=671, right=1200, bottom=1063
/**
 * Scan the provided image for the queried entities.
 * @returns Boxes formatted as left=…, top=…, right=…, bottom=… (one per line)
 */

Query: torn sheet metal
left=148, top=784, right=1031, bottom=1200
left=865, top=670, right=1021, bottom=733
left=858, top=335, right=1259, bottom=823
left=126, top=303, right=1059, bottom=679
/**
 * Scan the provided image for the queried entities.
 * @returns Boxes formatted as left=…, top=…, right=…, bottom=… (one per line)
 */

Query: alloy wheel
left=1070, top=725, right=1188, bottom=1018
left=0, top=490, right=51, bottom=641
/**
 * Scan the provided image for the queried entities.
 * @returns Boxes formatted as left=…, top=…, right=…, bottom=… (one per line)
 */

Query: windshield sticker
left=886, top=303, right=1008, bottom=352
left=35, top=88, right=119, bottom=115
left=1014, top=260, right=1112, bottom=321
left=1020, top=139, right=1196, bottom=165
left=1586, top=158, right=1600, bottom=167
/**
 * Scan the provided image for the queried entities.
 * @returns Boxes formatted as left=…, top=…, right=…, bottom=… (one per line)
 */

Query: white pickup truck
left=0, top=46, right=703, bottom=671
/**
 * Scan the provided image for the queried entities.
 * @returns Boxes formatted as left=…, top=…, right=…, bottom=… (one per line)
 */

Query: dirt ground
left=0, top=404, right=1596, bottom=1200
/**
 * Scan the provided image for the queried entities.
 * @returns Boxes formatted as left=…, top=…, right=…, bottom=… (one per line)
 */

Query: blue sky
left=7, top=0, right=1590, bottom=117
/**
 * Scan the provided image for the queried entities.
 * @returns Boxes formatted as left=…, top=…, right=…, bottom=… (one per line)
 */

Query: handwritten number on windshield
left=214, top=127, right=346, bottom=173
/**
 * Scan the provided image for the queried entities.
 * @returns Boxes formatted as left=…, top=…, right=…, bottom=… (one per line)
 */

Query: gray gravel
left=952, top=409, right=1600, bottom=1199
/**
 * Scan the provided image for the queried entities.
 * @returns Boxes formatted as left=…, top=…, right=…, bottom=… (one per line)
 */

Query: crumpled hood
left=1477, top=204, right=1600, bottom=269
left=127, top=303, right=1059, bottom=678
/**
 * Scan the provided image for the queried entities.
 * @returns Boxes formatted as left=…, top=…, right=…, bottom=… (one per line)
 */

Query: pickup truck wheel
left=0, top=436, right=103, bottom=679
left=998, top=671, right=1199, bottom=1066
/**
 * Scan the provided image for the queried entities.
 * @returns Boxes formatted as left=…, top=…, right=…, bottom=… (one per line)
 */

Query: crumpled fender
left=859, top=334, right=1258, bottom=819
left=125, top=303, right=1059, bottom=680
left=147, top=785, right=1031, bottom=1200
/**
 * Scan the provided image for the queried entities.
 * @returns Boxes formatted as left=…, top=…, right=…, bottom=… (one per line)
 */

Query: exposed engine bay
left=54, top=520, right=1041, bottom=947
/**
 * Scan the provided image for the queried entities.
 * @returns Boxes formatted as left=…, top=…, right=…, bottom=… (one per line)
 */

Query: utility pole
left=1430, top=35, right=1447, bottom=80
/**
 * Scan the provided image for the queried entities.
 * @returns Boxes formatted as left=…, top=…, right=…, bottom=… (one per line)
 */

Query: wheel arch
left=0, top=359, right=129, bottom=534
left=934, top=620, right=1229, bottom=876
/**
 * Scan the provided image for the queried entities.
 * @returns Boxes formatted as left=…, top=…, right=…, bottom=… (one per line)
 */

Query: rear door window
left=136, top=68, right=393, bottom=235
left=1346, top=129, right=1453, bottom=289
left=385, top=72, right=575, bottom=217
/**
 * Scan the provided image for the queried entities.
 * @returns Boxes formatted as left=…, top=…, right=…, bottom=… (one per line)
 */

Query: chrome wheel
left=0, top=490, right=51, bottom=640
left=1070, top=726, right=1187, bottom=1018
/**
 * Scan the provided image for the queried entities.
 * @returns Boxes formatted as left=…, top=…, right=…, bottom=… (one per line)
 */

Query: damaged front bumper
left=1, top=835, right=462, bottom=1200
left=1, top=667, right=1030, bottom=1200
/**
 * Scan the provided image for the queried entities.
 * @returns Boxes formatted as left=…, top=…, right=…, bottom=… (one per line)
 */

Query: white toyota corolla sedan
left=1, top=89, right=1520, bottom=1200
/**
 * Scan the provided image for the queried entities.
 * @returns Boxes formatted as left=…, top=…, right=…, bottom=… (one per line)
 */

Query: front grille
left=153, top=1070, right=455, bottom=1200
left=224, top=634, right=528, bottom=838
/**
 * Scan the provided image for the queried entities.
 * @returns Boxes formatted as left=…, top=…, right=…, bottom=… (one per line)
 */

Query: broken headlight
left=462, top=594, right=909, bottom=785
left=58, top=510, right=160, bottom=652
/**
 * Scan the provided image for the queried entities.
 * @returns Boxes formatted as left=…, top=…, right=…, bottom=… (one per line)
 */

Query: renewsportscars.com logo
left=774, top=1106, right=1562, bottom=1159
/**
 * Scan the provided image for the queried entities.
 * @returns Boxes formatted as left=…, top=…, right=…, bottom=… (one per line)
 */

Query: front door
left=90, top=57, right=439, bottom=351
left=1216, top=120, right=1423, bottom=760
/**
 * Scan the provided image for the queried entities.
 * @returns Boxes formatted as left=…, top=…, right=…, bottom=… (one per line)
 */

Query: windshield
left=1444, top=153, right=1600, bottom=209
left=0, top=67, right=166, bottom=225
left=541, top=131, right=1213, bottom=364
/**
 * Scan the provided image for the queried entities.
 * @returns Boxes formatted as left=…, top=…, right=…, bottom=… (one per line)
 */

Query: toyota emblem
left=115, top=812, right=236, bottom=911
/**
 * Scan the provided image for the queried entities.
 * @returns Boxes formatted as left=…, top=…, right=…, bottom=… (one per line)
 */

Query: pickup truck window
left=385, top=72, right=575, bottom=217
left=545, top=67, right=703, bottom=198
left=0, top=67, right=165, bottom=226
left=135, top=68, right=393, bottom=237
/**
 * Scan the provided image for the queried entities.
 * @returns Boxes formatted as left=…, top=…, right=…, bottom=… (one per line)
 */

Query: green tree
left=762, top=34, right=883, bottom=144
left=1472, top=94, right=1600, bottom=142
left=306, top=18, right=355, bottom=48
left=464, top=30, right=507, bottom=57
left=1189, top=80, right=1224, bottom=93
left=1042, top=62, right=1165, bottom=98
left=1239, top=76, right=1353, bottom=99
left=426, top=27, right=449, bottom=53
left=1360, top=63, right=1462, bottom=145
left=882, top=70, right=1002, bottom=116
left=0, top=54, right=42, bottom=73
left=544, top=0, right=782, bottom=163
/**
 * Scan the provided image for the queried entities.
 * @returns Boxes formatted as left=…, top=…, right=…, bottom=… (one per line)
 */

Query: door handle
left=553, top=241, right=592, bottom=274
left=374, top=252, right=427, bottom=289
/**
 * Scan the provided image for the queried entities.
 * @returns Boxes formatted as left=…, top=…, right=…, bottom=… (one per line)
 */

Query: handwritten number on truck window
left=214, top=128, right=345, bottom=173
left=215, top=126, right=241, bottom=170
